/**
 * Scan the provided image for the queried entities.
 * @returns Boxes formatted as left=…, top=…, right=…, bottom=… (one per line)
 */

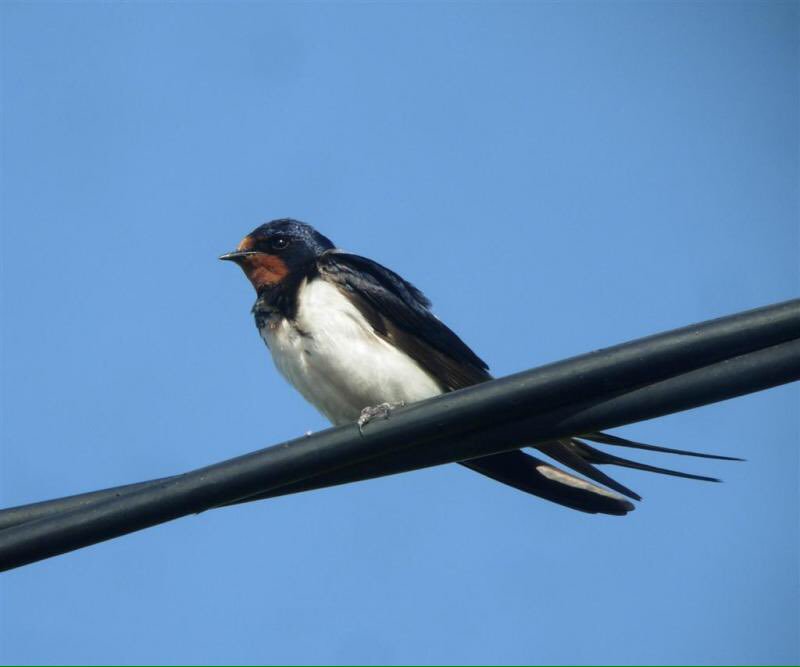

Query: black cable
left=3, top=296, right=797, bottom=531
left=0, top=299, right=798, bottom=571
left=2, top=297, right=797, bottom=530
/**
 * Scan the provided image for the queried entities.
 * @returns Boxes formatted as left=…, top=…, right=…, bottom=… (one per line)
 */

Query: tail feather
left=464, top=431, right=742, bottom=513
left=571, top=439, right=723, bottom=484
left=582, top=431, right=744, bottom=461
left=536, top=440, right=641, bottom=500
left=460, top=451, right=635, bottom=516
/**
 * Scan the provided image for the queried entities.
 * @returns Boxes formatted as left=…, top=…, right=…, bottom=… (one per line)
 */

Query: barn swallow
left=221, top=218, right=738, bottom=515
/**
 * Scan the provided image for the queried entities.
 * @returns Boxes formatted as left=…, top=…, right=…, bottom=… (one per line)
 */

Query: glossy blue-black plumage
left=247, top=218, right=335, bottom=256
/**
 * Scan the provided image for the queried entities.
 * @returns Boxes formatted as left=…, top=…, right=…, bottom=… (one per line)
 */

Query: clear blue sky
left=1, top=2, right=797, bottom=665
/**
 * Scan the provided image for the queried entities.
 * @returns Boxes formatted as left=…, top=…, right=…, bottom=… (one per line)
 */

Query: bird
left=220, top=218, right=739, bottom=515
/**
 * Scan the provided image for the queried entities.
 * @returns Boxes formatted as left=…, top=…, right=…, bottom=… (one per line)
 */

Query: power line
left=1, top=298, right=798, bottom=571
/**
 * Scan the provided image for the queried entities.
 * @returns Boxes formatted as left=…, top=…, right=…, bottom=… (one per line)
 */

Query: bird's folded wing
left=318, top=250, right=492, bottom=388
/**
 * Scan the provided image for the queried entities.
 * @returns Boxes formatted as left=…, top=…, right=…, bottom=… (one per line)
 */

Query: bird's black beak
left=219, top=250, right=258, bottom=263
left=220, top=234, right=261, bottom=264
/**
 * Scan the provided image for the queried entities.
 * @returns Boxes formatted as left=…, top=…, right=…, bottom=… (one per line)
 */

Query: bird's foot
left=357, top=401, right=405, bottom=434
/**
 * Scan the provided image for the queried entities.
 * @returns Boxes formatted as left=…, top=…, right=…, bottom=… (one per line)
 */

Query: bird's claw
left=357, top=401, right=405, bottom=434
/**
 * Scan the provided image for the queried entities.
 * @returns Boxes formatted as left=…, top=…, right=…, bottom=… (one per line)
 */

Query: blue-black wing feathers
left=318, top=251, right=491, bottom=388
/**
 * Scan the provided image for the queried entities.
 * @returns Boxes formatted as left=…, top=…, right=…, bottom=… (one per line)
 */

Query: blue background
left=1, top=2, right=797, bottom=665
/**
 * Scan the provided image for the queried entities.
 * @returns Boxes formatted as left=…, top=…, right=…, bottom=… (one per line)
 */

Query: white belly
left=259, top=278, right=443, bottom=425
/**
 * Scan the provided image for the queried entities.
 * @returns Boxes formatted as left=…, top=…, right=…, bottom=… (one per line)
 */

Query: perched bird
left=221, top=218, right=737, bottom=515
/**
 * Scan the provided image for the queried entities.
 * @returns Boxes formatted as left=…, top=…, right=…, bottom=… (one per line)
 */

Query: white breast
left=259, top=278, right=443, bottom=425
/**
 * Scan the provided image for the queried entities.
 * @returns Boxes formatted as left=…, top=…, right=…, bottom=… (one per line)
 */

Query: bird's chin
left=222, top=252, right=289, bottom=292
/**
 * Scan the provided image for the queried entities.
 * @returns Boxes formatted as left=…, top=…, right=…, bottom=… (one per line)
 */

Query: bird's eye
left=270, top=236, right=290, bottom=251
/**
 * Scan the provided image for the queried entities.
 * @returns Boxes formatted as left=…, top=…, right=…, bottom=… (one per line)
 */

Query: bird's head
left=219, top=218, right=335, bottom=292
